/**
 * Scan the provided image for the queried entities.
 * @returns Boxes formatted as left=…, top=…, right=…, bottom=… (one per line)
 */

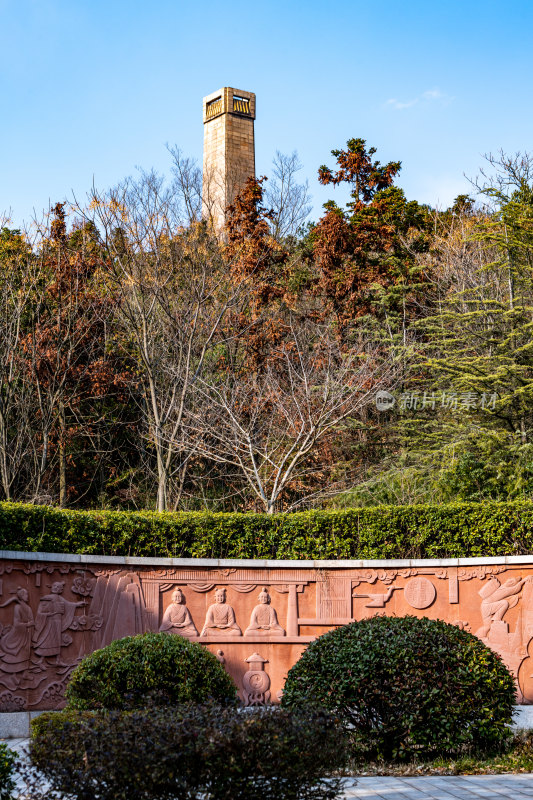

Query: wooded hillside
left=1, top=143, right=531, bottom=513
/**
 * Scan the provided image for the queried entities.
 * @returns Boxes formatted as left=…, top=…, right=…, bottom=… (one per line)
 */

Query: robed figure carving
left=245, top=588, right=285, bottom=636
left=201, top=588, right=241, bottom=637
left=33, top=581, right=84, bottom=664
left=0, top=587, right=35, bottom=682
left=159, top=588, right=198, bottom=637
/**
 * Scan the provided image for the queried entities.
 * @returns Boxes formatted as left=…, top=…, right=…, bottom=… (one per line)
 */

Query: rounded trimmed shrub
left=282, top=615, right=516, bottom=760
left=65, top=631, right=237, bottom=710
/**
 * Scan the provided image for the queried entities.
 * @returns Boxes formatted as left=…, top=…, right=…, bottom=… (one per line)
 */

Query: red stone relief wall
left=1, top=556, right=533, bottom=711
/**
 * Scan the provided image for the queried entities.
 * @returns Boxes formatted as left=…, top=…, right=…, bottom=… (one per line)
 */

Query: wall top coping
left=1, top=549, right=533, bottom=569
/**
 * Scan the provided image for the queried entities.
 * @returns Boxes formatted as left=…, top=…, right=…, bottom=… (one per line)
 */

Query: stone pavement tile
left=480, top=774, right=533, bottom=785
left=461, top=775, right=533, bottom=798
left=370, top=782, right=427, bottom=797
left=477, top=777, right=533, bottom=791
left=400, top=777, right=466, bottom=799
left=341, top=779, right=396, bottom=799
left=344, top=778, right=444, bottom=799
left=416, top=778, right=492, bottom=799
left=422, top=775, right=532, bottom=799
left=342, top=776, right=533, bottom=800
left=451, top=776, right=524, bottom=797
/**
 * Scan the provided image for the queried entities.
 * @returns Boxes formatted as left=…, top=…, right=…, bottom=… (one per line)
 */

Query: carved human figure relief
left=516, top=579, right=533, bottom=702
left=0, top=588, right=35, bottom=682
left=32, top=581, right=85, bottom=665
left=89, top=572, right=147, bottom=648
left=159, top=588, right=198, bottom=637
left=244, top=588, right=285, bottom=636
left=201, top=587, right=242, bottom=637
left=475, top=576, right=532, bottom=640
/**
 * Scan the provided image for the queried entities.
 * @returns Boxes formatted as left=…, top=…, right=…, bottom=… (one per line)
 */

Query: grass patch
left=348, top=730, right=533, bottom=776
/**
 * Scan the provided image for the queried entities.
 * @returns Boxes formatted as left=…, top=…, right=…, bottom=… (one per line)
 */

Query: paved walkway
left=5, top=739, right=533, bottom=799
left=342, top=774, right=533, bottom=798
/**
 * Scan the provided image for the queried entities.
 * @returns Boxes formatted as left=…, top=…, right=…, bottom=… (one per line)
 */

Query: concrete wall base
left=2, top=707, right=533, bottom=739
left=0, top=711, right=44, bottom=739
left=513, top=706, right=533, bottom=729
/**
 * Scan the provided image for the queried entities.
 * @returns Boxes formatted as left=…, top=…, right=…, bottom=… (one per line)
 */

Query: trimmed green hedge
left=1, top=500, right=533, bottom=559
left=30, top=705, right=347, bottom=800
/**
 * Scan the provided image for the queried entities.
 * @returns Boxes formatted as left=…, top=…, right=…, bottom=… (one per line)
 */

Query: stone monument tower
left=202, top=86, right=256, bottom=232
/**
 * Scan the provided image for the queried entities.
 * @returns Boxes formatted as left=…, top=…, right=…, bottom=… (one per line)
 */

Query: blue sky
left=2, top=0, right=533, bottom=226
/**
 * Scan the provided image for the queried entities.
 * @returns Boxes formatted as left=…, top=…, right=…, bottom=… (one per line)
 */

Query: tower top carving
left=203, top=87, right=256, bottom=123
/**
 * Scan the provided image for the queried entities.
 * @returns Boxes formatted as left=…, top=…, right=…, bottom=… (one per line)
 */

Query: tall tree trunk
left=59, top=403, right=67, bottom=508
left=156, top=470, right=167, bottom=512
left=155, top=433, right=168, bottom=512
left=0, top=413, right=10, bottom=500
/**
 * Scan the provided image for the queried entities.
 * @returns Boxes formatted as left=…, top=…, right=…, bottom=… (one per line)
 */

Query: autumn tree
left=188, top=318, right=397, bottom=513
left=178, top=176, right=400, bottom=513
left=0, top=227, right=36, bottom=500
left=313, top=138, right=430, bottom=332
left=168, top=145, right=203, bottom=225
left=223, top=176, right=294, bottom=374
left=342, top=153, right=533, bottom=507
left=89, top=170, right=243, bottom=511
left=22, top=204, right=130, bottom=506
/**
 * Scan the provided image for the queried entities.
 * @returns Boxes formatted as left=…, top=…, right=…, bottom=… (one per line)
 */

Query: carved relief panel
left=2, top=556, right=533, bottom=712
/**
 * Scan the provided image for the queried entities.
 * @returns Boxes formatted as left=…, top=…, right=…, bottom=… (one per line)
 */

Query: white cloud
left=422, top=89, right=444, bottom=100
left=385, top=88, right=453, bottom=111
left=386, top=98, right=419, bottom=110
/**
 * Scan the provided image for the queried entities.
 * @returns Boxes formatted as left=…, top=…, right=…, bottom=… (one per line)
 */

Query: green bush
left=282, top=615, right=516, bottom=760
left=30, top=705, right=348, bottom=800
left=2, top=499, right=533, bottom=559
left=65, top=631, right=237, bottom=710
left=31, top=709, right=96, bottom=741
left=0, top=743, right=16, bottom=800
